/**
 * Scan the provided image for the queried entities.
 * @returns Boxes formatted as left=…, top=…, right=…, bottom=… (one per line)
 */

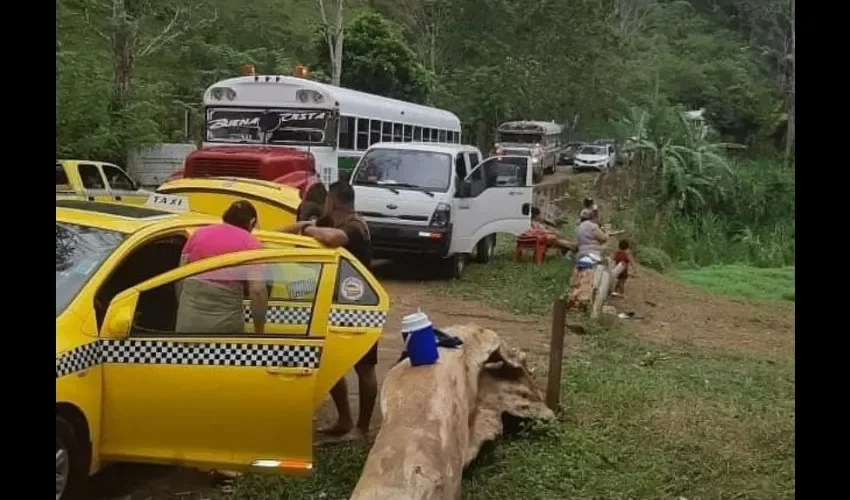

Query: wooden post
left=546, top=298, right=568, bottom=410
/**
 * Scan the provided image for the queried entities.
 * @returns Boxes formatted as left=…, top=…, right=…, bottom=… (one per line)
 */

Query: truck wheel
left=56, top=415, right=86, bottom=500
left=443, top=254, right=466, bottom=279
left=475, top=235, right=496, bottom=264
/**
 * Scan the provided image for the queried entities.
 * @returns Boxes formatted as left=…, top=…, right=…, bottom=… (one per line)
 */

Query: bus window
left=431, top=129, right=439, bottom=142
left=422, top=128, right=431, bottom=142
left=393, top=123, right=403, bottom=142
left=403, top=125, right=413, bottom=142
left=382, top=122, right=393, bottom=142
left=370, top=120, right=381, bottom=146
left=414, top=127, right=423, bottom=141
left=357, top=118, right=369, bottom=150
left=438, top=130, right=447, bottom=143
left=339, top=116, right=355, bottom=150
left=447, top=131, right=455, bottom=143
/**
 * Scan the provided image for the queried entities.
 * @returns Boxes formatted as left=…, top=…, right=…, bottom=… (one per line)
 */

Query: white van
left=350, top=142, right=534, bottom=279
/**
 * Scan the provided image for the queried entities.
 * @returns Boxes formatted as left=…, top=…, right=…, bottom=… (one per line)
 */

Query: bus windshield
left=205, top=107, right=336, bottom=147
left=498, top=132, right=542, bottom=144
left=353, top=149, right=452, bottom=193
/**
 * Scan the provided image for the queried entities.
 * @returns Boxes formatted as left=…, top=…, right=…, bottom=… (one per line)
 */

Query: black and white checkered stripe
left=56, top=340, right=322, bottom=379
left=329, top=308, right=387, bottom=328
left=55, top=342, right=102, bottom=378
left=242, top=305, right=312, bottom=324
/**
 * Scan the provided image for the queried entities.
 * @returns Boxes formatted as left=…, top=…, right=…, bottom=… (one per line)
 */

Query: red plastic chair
left=515, top=234, right=550, bottom=265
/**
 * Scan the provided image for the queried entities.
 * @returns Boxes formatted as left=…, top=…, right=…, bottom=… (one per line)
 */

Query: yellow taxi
left=155, top=176, right=303, bottom=231
left=56, top=198, right=389, bottom=499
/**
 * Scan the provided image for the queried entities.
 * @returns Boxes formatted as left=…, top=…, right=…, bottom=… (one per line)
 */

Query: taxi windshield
left=56, top=223, right=124, bottom=317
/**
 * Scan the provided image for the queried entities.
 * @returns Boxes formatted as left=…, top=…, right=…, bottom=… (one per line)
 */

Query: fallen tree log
left=349, top=324, right=555, bottom=500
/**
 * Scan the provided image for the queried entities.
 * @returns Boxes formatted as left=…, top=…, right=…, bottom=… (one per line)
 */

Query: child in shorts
left=612, top=239, right=635, bottom=297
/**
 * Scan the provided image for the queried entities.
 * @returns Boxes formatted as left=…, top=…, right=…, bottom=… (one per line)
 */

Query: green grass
left=429, top=236, right=574, bottom=316
left=224, top=229, right=794, bottom=500
left=227, top=333, right=795, bottom=500
left=677, top=265, right=795, bottom=302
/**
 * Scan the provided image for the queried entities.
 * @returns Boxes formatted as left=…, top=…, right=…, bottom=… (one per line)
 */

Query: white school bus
left=198, top=72, right=462, bottom=184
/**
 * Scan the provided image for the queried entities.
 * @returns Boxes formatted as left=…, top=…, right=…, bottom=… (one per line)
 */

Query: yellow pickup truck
left=56, top=159, right=153, bottom=205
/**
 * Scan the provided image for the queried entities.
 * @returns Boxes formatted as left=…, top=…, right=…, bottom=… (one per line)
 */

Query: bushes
left=630, top=203, right=793, bottom=269
left=636, top=246, right=672, bottom=272
left=615, top=103, right=794, bottom=269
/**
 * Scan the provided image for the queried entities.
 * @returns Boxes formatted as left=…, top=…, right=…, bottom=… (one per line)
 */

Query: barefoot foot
left=318, top=421, right=354, bottom=437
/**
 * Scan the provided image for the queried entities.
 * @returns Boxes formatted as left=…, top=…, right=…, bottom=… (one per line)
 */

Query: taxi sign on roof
left=56, top=199, right=172, bottom=219
left=145, top=193, right=190, bottom=213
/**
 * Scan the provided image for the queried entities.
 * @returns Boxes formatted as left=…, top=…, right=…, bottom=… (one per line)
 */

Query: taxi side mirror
left=102, top=292, right=139, bottom=336
left=107, top=307, right=132, bottom=335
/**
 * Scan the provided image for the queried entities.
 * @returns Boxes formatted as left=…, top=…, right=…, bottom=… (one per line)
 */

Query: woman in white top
left=575, top=208, right=608, bottom=260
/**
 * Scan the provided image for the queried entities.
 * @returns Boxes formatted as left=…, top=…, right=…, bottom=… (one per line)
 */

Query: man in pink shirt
left=175, top=200, right=268, bottom=334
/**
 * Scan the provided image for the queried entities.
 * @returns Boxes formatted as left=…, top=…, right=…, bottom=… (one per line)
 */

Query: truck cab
left=56, top=160, right=152, bottom=205
left=350, top=143, right=533, bottom=279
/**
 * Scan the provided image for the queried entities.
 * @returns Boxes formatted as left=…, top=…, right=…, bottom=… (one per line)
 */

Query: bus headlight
left=429, top=202, right=451, bottom=228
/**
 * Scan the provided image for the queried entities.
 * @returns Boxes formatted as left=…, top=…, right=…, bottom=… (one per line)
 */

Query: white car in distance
left=573, top=144, right=616, bottom=172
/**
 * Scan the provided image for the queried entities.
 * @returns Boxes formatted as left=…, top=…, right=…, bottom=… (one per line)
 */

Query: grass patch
left=677, top=265, right=795, bottom=302
left=227, top=333, right=795, bottom=500
left=429, top=236, right=573, bottom=316
left=228, top=442, right=368, bottom=499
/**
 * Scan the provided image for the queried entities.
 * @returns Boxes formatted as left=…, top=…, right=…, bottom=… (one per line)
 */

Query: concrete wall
left=127, top=143, right=196, bottom=187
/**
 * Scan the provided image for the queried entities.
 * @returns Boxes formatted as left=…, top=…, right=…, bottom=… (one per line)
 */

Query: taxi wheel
left=56, top=416, right=85, bottom=500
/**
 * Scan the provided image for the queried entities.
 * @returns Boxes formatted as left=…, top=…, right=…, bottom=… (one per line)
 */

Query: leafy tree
left=315, top=11, right=433, bottom=102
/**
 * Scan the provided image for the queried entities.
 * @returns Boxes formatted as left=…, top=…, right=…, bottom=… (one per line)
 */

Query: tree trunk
left=429, top=23, right=436, bottom=72
left=784, top=0, right=795, bottom=166
left=332, top=0, right=344, bottom=86
left=110, top=0, right=137, bottom=112
left=318, top=0, right=345, bottom=86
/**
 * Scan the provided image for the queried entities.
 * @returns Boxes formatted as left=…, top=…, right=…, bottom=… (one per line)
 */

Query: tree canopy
left=57, top=0, right=794, bottom=160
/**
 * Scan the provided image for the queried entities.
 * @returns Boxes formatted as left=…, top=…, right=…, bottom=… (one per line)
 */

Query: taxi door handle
left=266, top=366, right=314, bottom=377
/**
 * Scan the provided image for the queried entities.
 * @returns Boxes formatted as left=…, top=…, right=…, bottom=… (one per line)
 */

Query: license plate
left=145, top=193, right=190, bottom=213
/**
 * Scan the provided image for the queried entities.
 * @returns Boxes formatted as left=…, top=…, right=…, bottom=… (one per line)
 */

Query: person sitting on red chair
left=520, top=207, right=576, bottom=255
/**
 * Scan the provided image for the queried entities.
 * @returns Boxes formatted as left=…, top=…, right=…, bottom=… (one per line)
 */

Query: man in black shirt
left=285, top=181, right=376, bottom=440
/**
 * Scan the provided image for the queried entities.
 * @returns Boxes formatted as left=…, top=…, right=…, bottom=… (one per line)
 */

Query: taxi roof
left=158, top=177, right=301, bottom=211
left=56, top=159, right=120, bottom=168
left=56, top=200, right=218, bottom=234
